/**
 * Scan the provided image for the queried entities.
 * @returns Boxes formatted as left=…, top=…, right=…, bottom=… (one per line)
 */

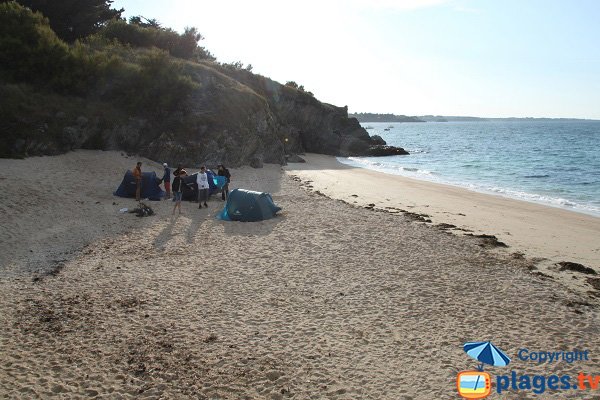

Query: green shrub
left=3, top=0, right=123, bottom=42
left=99, top=19, right=214, bottom=61
left=105, top=48, right=200, bottom=116
left=0, top=2, right=71, bottom=86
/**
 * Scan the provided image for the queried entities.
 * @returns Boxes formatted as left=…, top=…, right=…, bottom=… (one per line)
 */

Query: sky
left=112, top=0, right=600, bottom=119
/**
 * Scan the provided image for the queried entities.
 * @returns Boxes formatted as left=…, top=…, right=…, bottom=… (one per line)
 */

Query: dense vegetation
left=0, top=1, right=383, bottom=164
left=0, top=1, right=214, bottom=156
left=0, top=0, right=123, bottom=42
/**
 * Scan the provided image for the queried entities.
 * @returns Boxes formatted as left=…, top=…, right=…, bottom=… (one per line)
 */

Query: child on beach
left=172, top=169, right=186, bottom=215
left=196, top=166, right=210, bottom=208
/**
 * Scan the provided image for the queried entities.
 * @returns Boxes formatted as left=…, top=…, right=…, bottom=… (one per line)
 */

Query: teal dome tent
left=217, top=189, right=281, bottom=222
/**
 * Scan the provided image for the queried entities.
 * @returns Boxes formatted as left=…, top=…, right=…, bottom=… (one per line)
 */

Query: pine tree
left=1, top=0, right=123, bottom=42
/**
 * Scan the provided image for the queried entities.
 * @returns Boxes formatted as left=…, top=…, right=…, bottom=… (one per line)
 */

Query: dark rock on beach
left=366, top=145, right=410, bottom=156
left=369, top=135, right=386, bottom=146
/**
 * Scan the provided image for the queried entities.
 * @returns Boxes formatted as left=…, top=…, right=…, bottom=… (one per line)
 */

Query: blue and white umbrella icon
left=464, top=341, right=511, bottom=371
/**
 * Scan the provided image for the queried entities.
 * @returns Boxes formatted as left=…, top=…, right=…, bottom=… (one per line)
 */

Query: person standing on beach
left=217, top=164, right=231, bottom=201
left=133, top=161, right=142, bottom=201
left=162, top=163, right=171, bottom=199
left=172, top=169, right=186, bottom=215
left=196, top=166, right=210, bottom=208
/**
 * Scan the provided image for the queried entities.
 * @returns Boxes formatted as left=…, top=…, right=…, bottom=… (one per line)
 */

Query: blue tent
left=217, top=189, right=281, bottom=222
left=114, top=170, right=165, bottom=201
left=213, top=175, right=227, bottom=189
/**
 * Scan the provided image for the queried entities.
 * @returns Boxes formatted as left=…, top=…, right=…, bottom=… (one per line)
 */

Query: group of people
left=164, top=163, right=232, bottom=215
left=132, top=161, right=231, bottom=215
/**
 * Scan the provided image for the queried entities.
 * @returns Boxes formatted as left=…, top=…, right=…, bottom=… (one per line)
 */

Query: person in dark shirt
left=172, top=169, right=187, bottom=215
left=162, top=163, right=171, bottom=199
left=217, top=164, right=231, bottom=200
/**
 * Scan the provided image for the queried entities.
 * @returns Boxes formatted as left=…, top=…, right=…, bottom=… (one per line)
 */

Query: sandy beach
left=286, top=154, right=600, bottom=275
left=2, top=150, right=600, bottom=399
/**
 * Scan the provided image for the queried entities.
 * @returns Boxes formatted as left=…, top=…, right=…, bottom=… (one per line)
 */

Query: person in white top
left=196, top=166, right=210, bottom=208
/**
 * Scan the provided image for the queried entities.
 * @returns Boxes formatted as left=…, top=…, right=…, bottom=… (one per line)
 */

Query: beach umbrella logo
left=464, top=341, right=511, bottom=370
left=456, top=341, right=511, bottom=399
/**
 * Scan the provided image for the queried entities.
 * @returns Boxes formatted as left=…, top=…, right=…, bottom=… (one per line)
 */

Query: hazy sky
left=113, top=0, right=600, bottom=119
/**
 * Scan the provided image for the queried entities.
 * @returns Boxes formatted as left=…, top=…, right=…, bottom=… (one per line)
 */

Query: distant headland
left=350, top=113, right=597, bottom=123
left=349, top=113, right=425, bottom=123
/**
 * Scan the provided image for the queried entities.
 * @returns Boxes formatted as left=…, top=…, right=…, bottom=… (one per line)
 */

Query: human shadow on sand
left=153, top=215, right=178, bottom=251
left=185, top=207, right=214, bottom=243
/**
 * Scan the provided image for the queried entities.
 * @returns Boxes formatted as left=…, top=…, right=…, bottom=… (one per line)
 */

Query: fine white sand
left=285, top=154, right=600, bottom=271
left=1, top=150, right=600, bottom=399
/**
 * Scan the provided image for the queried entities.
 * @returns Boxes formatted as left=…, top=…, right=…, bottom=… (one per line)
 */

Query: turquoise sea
left=339, top=121, right=600, bottom=217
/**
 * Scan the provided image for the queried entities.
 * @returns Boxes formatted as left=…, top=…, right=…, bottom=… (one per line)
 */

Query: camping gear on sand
left=217, top=188, right=281, bottom=222
left=115, top=168, right=226, bottom=203
left=114, top=171, right=165, bottom=201
left=130, top=202, right=154, bottom=217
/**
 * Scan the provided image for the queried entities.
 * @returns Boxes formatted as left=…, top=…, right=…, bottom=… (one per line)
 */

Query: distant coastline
left=418, top=115, right=600, bottom=122
left=350, top=112, right=598, bottom=123
left=349, top=113, right=424, bottom=123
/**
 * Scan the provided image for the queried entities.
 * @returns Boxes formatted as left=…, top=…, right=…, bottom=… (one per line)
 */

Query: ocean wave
left=346, top=157, right=384, bottom=168
left=523, top=174, right=550, bottom=178
left=407, top=148, right=428, bottom=154
left=466, top=185, right=600, bottom=214
left=338, top=156, right=600, bottom=217
left=342, top=157, right=438, bottom=177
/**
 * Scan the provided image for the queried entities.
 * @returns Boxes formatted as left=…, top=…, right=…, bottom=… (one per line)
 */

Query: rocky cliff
left=1, top=60, right=407, bottom=166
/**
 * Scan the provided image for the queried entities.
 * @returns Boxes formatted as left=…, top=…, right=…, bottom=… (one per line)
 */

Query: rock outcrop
left=1, top=61, right=409, bottom=166
left=366, top=145, right=410, bottom=156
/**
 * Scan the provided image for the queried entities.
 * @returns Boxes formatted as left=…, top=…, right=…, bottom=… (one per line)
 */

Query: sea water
left=339, top=121, right=600, bottom=217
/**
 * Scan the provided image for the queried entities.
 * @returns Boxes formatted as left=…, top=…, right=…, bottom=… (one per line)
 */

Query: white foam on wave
left=477, top=185, right=600, bottom=215
left=406, top=148, right=429, bottom=154
left=339, top=157, right=600, bottom=217
left=345, top=157, right=439, bottom=179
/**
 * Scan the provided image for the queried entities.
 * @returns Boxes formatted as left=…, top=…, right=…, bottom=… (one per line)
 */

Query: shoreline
left=339, top=156, right=600, bottom=219
left=285, top=154, right=600, bottom=270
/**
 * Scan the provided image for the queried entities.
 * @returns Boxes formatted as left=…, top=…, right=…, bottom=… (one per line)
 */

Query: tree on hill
left=1, top=0, right=123, bottom=42
left=129, top=15, right=161, bottom=29
left=99, top=19, right=214, bottom=61
left=0, top=2, right=71, bottom=86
